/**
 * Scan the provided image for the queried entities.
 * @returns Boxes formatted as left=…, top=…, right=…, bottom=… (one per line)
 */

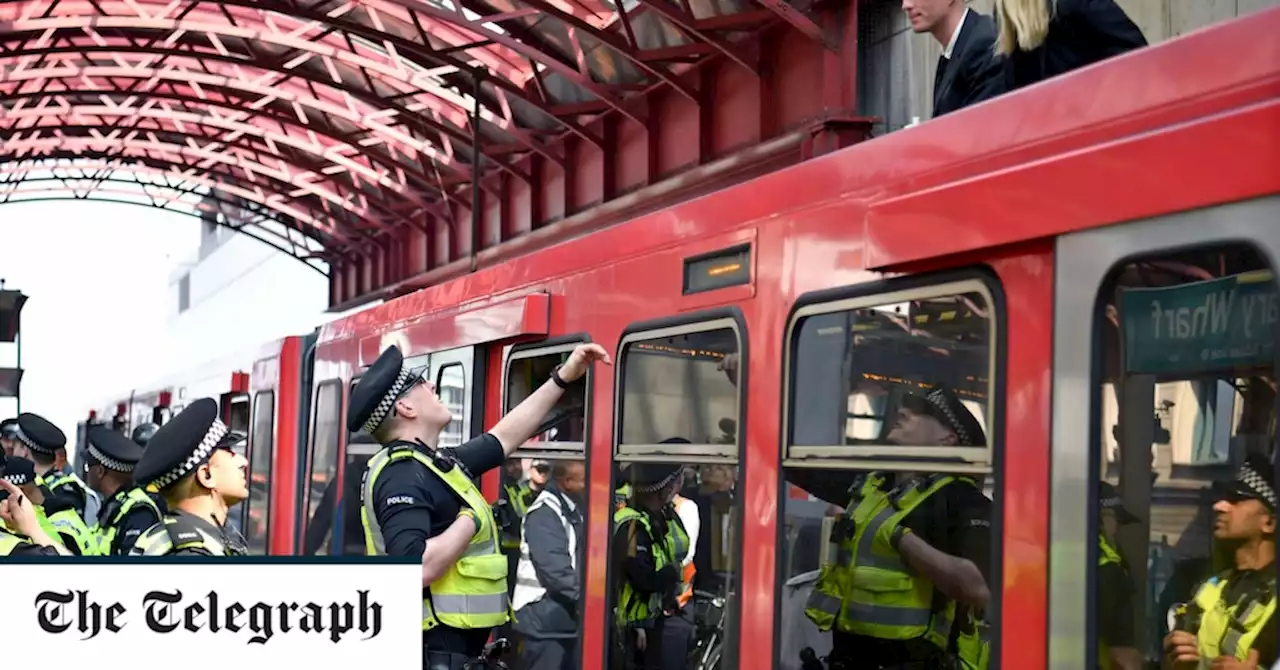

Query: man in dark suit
left=904, top=0, right=1005, bottom=118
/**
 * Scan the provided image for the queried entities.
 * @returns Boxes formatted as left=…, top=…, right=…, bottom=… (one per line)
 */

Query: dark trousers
left=424, top=650, right=471, bottom=670
left=521, top=637, right=577, bottom=670
left=660, top=609, right=694, bottom=669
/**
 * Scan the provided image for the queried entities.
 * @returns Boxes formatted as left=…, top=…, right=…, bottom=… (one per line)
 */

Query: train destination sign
left=1121, top=271, right=1278, bottom=375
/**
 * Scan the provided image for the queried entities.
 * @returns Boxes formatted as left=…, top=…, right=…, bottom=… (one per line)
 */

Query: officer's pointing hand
left=559, top=343, right=612, bottom=383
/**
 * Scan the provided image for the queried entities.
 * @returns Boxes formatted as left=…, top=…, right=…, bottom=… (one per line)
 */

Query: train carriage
left=87, top=8, right=1280, bottom=669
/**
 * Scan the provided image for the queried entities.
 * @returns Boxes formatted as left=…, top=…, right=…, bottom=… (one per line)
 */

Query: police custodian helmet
left=131, top=422, right=159, bottom=448
left=131, top=399, right=228, bottom=493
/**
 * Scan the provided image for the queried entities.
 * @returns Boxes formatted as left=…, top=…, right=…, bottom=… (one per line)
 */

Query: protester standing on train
left=128, top=399, right=250, bottom=556
left=1163, top=455, right=1277, bottom=670
left=512, top=459, right=587, bottom=670
left=7, top=413, right=100, bottom=525
left=993, top=0, right=1146, bottom=91
left=789, top=386, right=992, bottom=670
left=904, top=0, right=1004, bottom=117
left=87, top=426, right=164, bottom=555
left=0, top=461, right=69, bottom=556
left=612, top=461, right=688, bottom=670
left=1096, top=482, right=1142, bottom=670
left=350, top=342, right=610, bottom=670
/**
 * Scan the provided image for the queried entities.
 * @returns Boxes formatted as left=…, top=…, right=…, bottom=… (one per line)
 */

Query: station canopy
left=0, top=0, right=825, bottom=273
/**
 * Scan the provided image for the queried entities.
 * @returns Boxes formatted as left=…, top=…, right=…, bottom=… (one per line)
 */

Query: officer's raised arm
left=488, top=343, right=610, bottom=457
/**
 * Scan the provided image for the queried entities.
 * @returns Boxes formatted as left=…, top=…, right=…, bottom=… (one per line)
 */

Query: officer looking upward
left=1163, top=455, right=1277, bottom=669
left=8, top=413, right=100, bottom=525
left=0, top=458, right=70, bottom=556
left=132, top=422, right=159, bottom=449
left=350, top=342, right=610, bottom=670
left=128, top=399, right=250, bottom=556
left=87, top=426, right=164, bottom=555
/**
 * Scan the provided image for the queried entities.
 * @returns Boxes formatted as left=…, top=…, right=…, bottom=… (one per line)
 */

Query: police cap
left=13, top=413, right=67, bottom=456
left=900, top=386, right=987, bottom=448
left=1214, top=453, right=1277, bottom=512
left=131, top=422, right=159, bottom=448
left=87, top=426, right=146, bottom=474
left=0, top=417, right=18, bottom=440
left=630, top=461, right=685, bottom=494
left=1098, top=481, right=1140, bottom=524
left=132, top=398, right=228, bottom=492
left=2, top=455, right=36, bottom=486
left=347, top=345, right=424, bottom=436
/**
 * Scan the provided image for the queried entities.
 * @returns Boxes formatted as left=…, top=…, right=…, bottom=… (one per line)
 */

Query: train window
left=778, top=277, right=1002, bottom=670
left=436, top=363, right=466, bottom=449
left=301, top=380, right=342, bottom=555
left=227, top=394, right=250, bottom=434
left=505, top=343, right=589, bottom=454
left=245, top=391, right=275, bottom=555
left=609, top=315, right=745, bottom=670
left=616, top=319, right=742, bottom=457
left=1089, top=244, right=1278, bottom=668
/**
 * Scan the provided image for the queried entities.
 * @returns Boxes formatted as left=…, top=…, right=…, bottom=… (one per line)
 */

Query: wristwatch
left=550, top=363, right=571, bottom=389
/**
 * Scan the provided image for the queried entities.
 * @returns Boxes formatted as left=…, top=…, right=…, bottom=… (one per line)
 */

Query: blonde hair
left=994, top=0, right=1054, bottom=56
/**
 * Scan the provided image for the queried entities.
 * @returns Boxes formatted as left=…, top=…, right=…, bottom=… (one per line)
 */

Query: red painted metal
left=354, top=292, right=551, bottom=366
left=0, top=0, right=843, bottom=284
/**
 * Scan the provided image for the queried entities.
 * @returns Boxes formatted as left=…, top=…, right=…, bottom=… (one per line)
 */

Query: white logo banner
left=3, top=562, right=422, bottom=669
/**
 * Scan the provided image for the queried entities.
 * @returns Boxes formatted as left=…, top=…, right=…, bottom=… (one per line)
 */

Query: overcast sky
left=1, top=201, right=199, bottom=440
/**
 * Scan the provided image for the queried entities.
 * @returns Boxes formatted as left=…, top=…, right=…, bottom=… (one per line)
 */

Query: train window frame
left=605, top=307, right=749, bottom=670
left=782, top=275, right=1001, bottom=474
left=613, top=315, right=745, bottom=460
left=299, top=378, right=343, bottom=554
left=502, top=335, right=593, bottom=458
left=246, top=390, right=275, bottom=553
left=774, top=268, right=1007, bottom=670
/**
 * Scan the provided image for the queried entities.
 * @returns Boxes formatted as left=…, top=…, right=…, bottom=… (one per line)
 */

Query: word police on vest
left=33, top=589, right=384, bottom=645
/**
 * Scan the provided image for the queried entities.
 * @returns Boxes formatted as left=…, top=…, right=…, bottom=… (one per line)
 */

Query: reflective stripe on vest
left=360, top=445, right=510, bottom=631
left=100, top=489, right=163, bottom=555
left=805, top=473, right=962, bottom=648
left=129, top=517, right=230, bottom=556
left=47, top=507, right=101, bottom=556
left=614, top=506, right=675, bottom=627
left=1191, top=572, right=1277, bottom=662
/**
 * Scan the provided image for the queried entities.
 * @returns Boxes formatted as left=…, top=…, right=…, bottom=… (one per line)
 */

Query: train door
left=1049, top=197, right=1280, bottom=670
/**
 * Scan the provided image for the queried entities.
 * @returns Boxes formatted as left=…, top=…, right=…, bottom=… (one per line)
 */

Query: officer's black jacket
left=369, top=433, right=505, bottom=656
left=1000, top=0, right=1146, bottom=91
left=933, top=9, right=1004, bottom=118
left=611, top=506, right=681, bottom=616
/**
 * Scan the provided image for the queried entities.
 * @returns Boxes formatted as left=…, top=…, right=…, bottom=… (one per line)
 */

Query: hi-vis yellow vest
left=1096, top=535, right=1124, bottom=670
left=130, top=514, right=235, bottom=556
left=361, top=444, right=510, bottom=631
left=1190, top=570, right=1276, bottom=665
left=805, top=473, right=963, bottom=649
left=613, top=506, right=678, bottom=628
left=46, top=506, right=101, bottom=556
left=0, top=528, right=34, bottom=555
left=98, top=488, right=163, bottom=555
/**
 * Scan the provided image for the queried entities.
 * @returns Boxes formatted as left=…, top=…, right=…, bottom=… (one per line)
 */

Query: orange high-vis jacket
left=673, top=494, right=697, bottom=609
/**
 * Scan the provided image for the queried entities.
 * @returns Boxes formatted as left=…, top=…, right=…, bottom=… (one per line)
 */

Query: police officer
left=7, top=413, right=101, bottom=525
left=350, top=342, right=609, bottom=670
left=0, top=462, right=69, bottom=557
left=1096, top=482, right=1141, bottom=670
left=86, top=425, right=164, bottom=555
left=132, top=422, right=159, bottom=448
left=1, top=418, right=20, bottom=456
left=128, top=398, right=250, bottom=556
left=611, top=461, right=688, bottom=670
left=1163, top=455, right=1277, bottom=669
left=793, top=386, right=993, bottom=670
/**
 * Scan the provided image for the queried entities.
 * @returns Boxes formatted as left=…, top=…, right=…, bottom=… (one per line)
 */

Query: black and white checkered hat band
left=1239, top=466, right=1277, bottom=508
left=362, top=367, right=415, bottom=435
left=13, top=426, right=53, bottom=454
left=926, top=389, right=974, bottom=446
left=149, top=418, right=228, bottom=490
left=2, top=472, right=29, bottom=486
left=88, top=443, right=133, bottom=473
left=635, top=468, right=684, bottom=494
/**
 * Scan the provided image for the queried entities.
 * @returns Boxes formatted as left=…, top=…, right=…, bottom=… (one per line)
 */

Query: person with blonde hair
left=993, top=0, right=1146, bottom=90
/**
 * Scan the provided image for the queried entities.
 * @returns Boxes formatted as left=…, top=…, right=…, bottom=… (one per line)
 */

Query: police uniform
left=1096, top=482, right=1139, bottom=670
left=13, top=413, right=101, bottom=524
left=351, top=345, right=510, bottom=669
left=1171, top=457, right=1278, bottom=667
left=128, top=399, right=248, bottom=557
left=87, top=426, right=165, bottom=556
left=0, top=456, right=62, bottom=557
left=795, top=387, right=993, bottom=670
left=611, top=462, right=688, bottom=670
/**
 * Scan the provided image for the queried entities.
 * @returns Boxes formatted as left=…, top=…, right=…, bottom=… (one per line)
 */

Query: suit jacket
left=1002, top=0, right=1147, bottom=91
left=933, top=10, right=1005, bottom=118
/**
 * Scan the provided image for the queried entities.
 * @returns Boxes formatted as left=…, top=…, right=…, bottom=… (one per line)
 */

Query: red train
left=85, top=9, right=1280, bottom=670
